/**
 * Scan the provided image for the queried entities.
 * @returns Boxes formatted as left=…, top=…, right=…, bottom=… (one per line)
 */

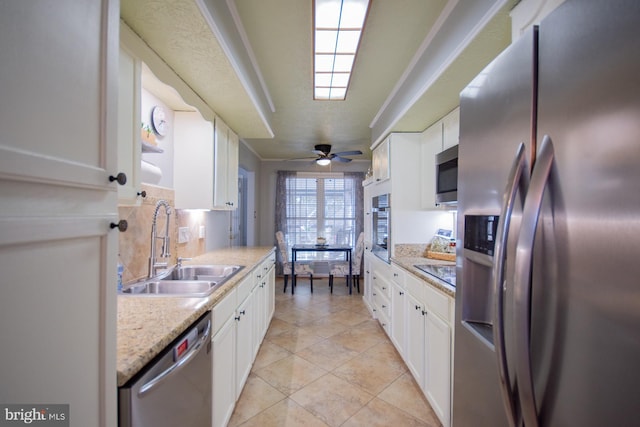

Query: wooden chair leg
left=356, top=275, right=360, bottom=293
left=329, top=275, right=334, bottom=293
left=310, top=274, right=313, bottom=293
left=283, top=274, right=289, bottom=293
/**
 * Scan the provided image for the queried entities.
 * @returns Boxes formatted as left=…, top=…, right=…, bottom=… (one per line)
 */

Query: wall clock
left=151, top=106, right=167, bottom=136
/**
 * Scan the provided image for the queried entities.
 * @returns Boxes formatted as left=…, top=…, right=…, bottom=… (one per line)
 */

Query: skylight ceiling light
left=314, top=0, right=371, bottom=100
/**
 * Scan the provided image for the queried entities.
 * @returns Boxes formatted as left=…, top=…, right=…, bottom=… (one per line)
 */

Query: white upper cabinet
left=173, top=111, right=215, bottom=209
left=117, top=46, right=143, bottom=206
left=372, top=137, right=390, bottom=183
left=421, top=122, right=442, bottom=209
left=213, top=118, right=239, bottom=210
left=173, top=112, right=239, bottom=210
left=442, top=107, right=460, bottom=150
left=420, top=107, right=460, bottom=209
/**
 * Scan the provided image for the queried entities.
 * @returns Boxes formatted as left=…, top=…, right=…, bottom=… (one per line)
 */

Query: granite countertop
left=391, top=256, right=456, bottom=297
left=117, top=246, right=275, bottom=387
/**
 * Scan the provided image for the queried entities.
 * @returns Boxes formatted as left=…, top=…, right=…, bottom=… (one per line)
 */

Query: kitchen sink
left=121, top=280, right=220, bottom=296
left=120, top=264, right=244, bottom=297
left=166, top=265, right=243, bottom=281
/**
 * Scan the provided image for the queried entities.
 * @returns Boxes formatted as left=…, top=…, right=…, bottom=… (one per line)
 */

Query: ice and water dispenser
left=461, top=215, right=500, bottom=346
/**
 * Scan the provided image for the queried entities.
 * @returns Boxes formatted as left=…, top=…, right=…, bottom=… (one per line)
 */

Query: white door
left=0, top=1, right=119, bottom=425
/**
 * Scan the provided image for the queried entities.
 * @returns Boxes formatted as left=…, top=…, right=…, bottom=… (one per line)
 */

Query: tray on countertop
left=426, top=250, right=456, bottom=262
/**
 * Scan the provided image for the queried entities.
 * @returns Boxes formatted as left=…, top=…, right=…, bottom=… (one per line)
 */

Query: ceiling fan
left=309, top=144, right=363, bottom=166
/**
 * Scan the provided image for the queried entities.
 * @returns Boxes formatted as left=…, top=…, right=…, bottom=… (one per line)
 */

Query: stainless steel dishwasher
left=119, top=311, right=212, bottom=427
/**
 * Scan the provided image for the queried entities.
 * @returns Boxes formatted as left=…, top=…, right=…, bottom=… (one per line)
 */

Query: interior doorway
left=231, top=169, right=246, bottom=246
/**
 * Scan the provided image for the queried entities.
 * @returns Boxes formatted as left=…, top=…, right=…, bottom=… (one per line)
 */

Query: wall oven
left=435, top=144, right=458, bottom=205
left=371, top=193, right=390, bottom=262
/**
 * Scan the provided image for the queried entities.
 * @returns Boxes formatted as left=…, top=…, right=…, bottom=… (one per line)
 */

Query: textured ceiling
left=121, top=0, right=514, bottom=161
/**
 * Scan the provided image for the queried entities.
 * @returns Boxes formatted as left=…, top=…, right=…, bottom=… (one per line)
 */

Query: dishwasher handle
left=138, top=318, right=211, bottom=397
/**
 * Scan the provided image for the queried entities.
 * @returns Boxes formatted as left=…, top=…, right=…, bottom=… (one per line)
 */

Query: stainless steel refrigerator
left=453, top=1, right=640, bottom=426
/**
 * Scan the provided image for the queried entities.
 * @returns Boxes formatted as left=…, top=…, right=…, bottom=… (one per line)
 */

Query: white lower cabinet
left=211, top=254, right=276, bottom=427
left=212, top=314, right=236, bottom=427
left=372, top=262, right=392, bottom=334
left=235, top=289, right=255, bottom=398
left=425, top=309, right=451, bottom=427
left=381, top=263, right=453, bottom=427
left=390, top=270, right=406, bottom=356
left=405, top=291, right=426, bottom=386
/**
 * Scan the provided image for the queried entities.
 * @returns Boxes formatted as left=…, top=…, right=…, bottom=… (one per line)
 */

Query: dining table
left=291, top=244, right=353, bottom=294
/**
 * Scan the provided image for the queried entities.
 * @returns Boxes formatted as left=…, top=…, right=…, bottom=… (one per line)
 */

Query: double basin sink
left=121, top=264, right=244, bottom=297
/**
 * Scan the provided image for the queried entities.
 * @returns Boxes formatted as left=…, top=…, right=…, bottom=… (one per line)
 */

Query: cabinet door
left=235, top=292, right=254, bottom=398
left=390, top=281, right=406, bottom=356
left=212, top=316, right=236, bottom=427
left=174, top=111, right=214, bottom=209
left=420, top=122, right=442, bottom=209
left=405, top=292, right=425, bottom=388
left=213, top=118, right=229, bottom=208
left=363, top=255, right=374, bottom=315
left=117, top=46, right=142, bottom=206
left=253, top=279, right=266, bottom=356
left=226, top=129, right=239, bottom=209
left=442, top=107, right=460, bottom=150
left=425, top=312, right=451, bottom=427
left=0, top=2, right=119, bottom=426
left=372, top=137, right=390, bottom=182
left=266, top=263, right=276, bottom=322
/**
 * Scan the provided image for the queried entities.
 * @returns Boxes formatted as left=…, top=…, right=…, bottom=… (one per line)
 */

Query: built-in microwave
left=435, top=145, right=458, bottom=205
left=371, top=193, right=390, bottom=263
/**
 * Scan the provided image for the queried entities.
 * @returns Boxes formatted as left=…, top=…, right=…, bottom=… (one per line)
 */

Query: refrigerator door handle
left=492, top=142, right=529, bottom=427
left=514, top=135, right=555, bottom=427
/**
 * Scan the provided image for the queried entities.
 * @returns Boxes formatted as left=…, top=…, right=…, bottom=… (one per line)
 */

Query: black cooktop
left=414, top=264, right=456, bottom=287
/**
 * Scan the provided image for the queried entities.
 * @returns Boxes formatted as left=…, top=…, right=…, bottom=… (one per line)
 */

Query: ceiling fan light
left=316, top=157, right=332, bottom=166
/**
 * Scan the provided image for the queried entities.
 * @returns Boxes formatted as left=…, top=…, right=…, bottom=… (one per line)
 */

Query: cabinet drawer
left=390, top=264, right=405, bottom=288
left=374, top=291, right=391, bottom=319
left=212, top=288, right=236, bottom=336
left=424, top=283, right=451, bottom=322
left=261, top=254, right=276, bottom=276
left=377, top=310, right=391, bottom=336
left=254, top=265, right=265, bottom=283
left=406, top=272, right=425, bottom=302
left=266, top=252, right=276, bottom=266
left=236, top=275, right=254, bottom=304
left=373, top=273, right=391, bottom=299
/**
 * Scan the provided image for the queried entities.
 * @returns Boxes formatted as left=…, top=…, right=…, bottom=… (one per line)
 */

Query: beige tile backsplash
left=118, top=183, right=206, bottom=283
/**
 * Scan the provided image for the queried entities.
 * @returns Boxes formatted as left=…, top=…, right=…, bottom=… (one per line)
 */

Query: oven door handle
left=138, top=319, right=211, bottom=397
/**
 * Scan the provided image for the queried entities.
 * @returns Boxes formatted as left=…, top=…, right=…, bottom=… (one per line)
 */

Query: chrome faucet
left=148, top=200, right=172, bottom=278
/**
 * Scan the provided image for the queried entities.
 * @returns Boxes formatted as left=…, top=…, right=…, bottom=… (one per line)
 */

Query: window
left=279, top=172, right=362, bottom=260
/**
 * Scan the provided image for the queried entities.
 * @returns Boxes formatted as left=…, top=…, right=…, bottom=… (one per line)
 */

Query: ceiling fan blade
left=332, top=150, right=363, bottom=157
left=332, top=156, right=352, bottom=163
left=312, top=150, right=326, bottom=155
left=286, top=156, right=317, bottom=161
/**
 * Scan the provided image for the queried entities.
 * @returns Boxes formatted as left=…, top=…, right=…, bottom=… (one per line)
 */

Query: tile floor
left=228, top=276, right=443, bottom=427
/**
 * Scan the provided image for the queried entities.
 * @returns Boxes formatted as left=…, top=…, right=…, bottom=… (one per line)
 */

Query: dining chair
left=328, top=231, right=364, bottom=293
left=275, top=231, right=314, bottom=293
